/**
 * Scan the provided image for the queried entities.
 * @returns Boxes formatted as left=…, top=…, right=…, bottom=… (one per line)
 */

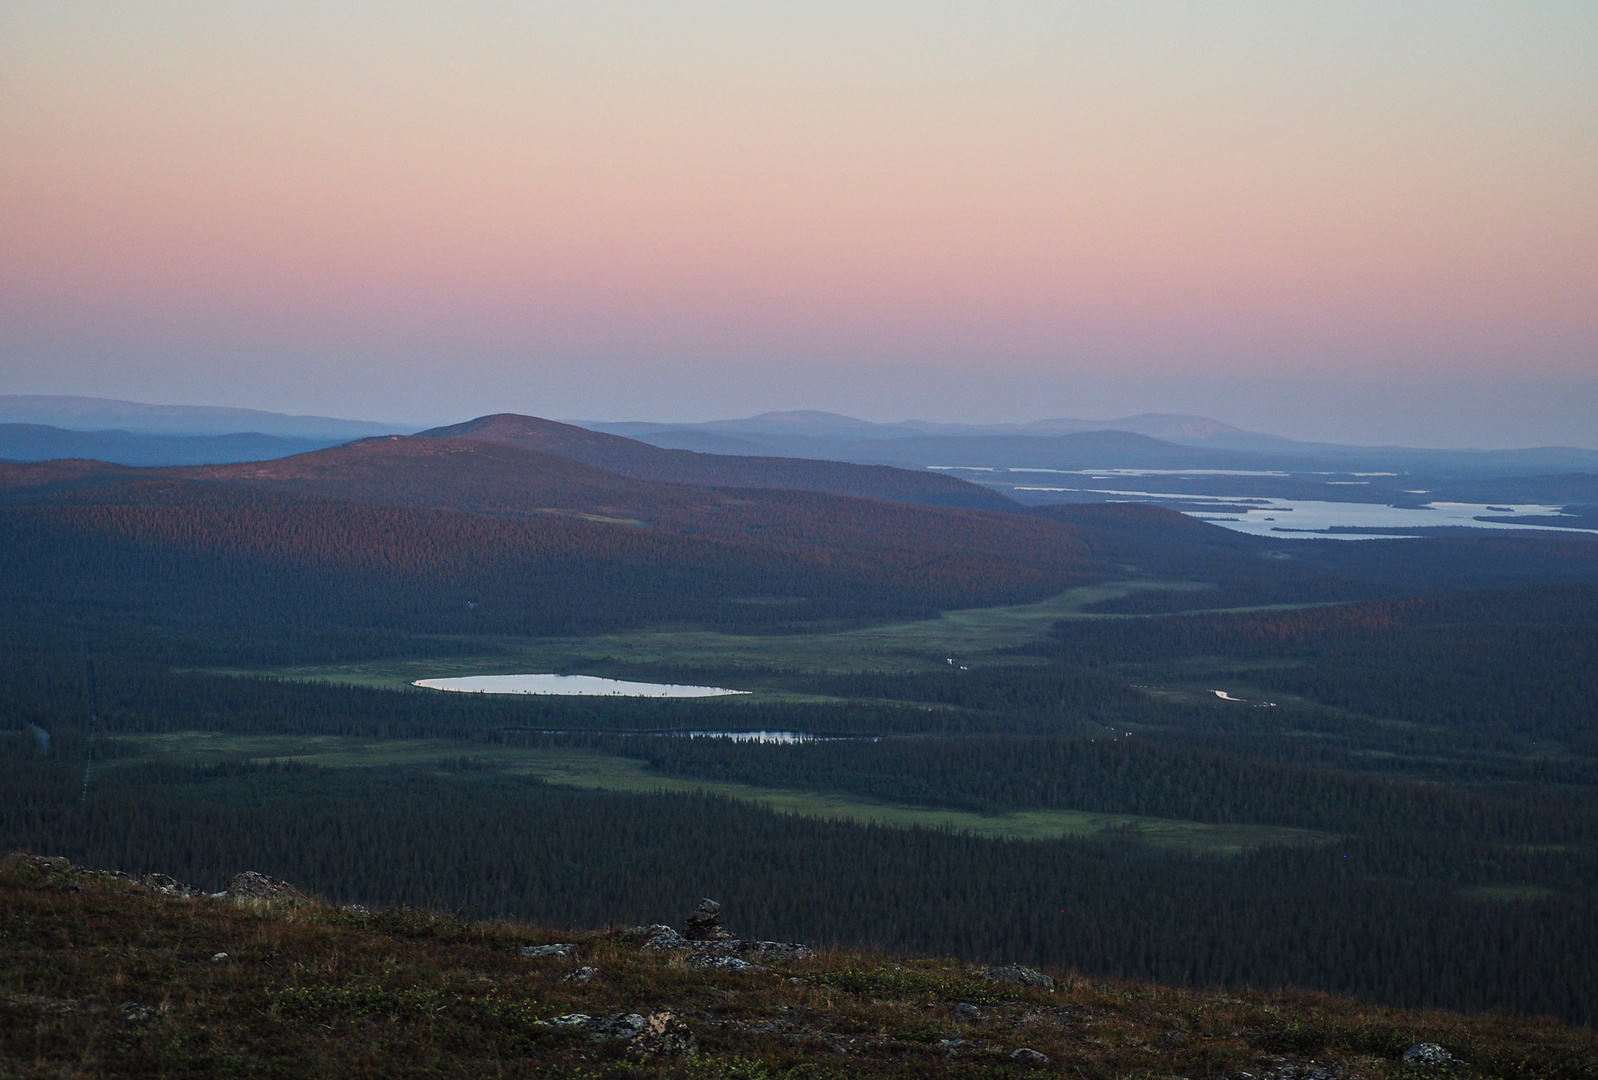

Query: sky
left=2, top=2, right=1595, bottom=446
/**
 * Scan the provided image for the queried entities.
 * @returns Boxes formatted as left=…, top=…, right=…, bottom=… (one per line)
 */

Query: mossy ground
left=2, top=854, right=1593, bottom=1079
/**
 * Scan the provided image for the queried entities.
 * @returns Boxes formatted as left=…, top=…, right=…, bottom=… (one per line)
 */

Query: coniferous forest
left=4, top=439, right=1598, bottom=1028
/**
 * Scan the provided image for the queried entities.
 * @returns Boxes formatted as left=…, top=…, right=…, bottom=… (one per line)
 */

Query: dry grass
left=2, top=853, right=1593, bottom=1079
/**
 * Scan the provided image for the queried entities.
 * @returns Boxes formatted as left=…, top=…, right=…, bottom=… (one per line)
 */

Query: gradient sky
left=2, top=2, right=1595, bottom=445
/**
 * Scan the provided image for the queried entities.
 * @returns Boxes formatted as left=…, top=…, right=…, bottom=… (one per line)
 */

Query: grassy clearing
left=210, top=580, right=1214, bottom=692
left=110, top=732, right=1331, bottom=855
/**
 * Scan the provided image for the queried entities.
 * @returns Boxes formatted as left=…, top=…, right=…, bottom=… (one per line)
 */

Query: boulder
left=725, top=940, right=812, bottom=962
left=563, top=966, right=598, bottom=984
left=1010, top=1047, right=1051, bottom=1065
left=540, top=1010, right=696, bottom=1058
left=639, top=925, right=687, bottom=951
left=227, top=871, right=303, bottom=901
left=521, top=943, right=576, bottom=959
left=630, top=1010, right=699, bottom=1058
left=139, top=873, right=203, bottom=897
left=688, top=954, right=765, bottom=972
left=1402, top=1043, right=1456, bottom=1067
left=982, top=964, right=1055, bottom=992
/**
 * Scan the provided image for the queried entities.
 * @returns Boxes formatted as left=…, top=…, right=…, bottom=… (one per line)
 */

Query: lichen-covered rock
left=630, top=1010, right=698, bottom=1058
left=539, top=1010, right=696, bottom=1058
left=542, top=1013, right=593, bottom=1029
left=1402, top=1042, right=1456, bottom=1067
left=521, top=943, right=575, bottom=958
left=725, top=940, right=813, bottom=961
left=688, top=954, right=764, bottom=972
left=982, top=964, right=1055, bottom=992
left=639, top=925, right=687, bottom=951
left=1010, top=1047, right=1051, bottom=1065
left=563, top=965, right=598, bottom=983
left=140, top=873, right=189, bottom=895
left=227, top=871, right=303, bottom=901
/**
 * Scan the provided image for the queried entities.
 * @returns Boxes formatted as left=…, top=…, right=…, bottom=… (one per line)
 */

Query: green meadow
left=209, top=580, right=1217, bottom=693
left=109, top=731, right=1332, bottom=856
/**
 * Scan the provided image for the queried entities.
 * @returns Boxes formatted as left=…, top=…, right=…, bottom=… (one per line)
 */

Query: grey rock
left=563, top=965, right=598, bottom=983
left=640, top=925, right=688, bottom=951
left=210, top=952, right=229, bottom=963
left=543, top=1010, right=696, bottom=1058
left=629, top=1009, right=699, bottom=1058
left=119, top=1002, right=154, bottom=1023
left=521, top=943, right=576, bottom=959
left=227, top=871, right=303, bottom=901
left=688, top=954, right=765, bottom=972
left=685, top=897, right=733, bottom=941
left=1010, top=1047, right=1051, bottom=1065
left=982, top=964, right=1055, bottom=992
left=727, top=939, right=813, bottom=961
left=953, top=1002, right=981, bottom=1021
left=934, top=1038, right=968, bottom=1050
left=543, top=1013, right=594, bottom=1029
left=139, top=873, right=201, bottom=897
left=1402, top=1042, right=1456, bottom=1067
left=587, top=1012, right=648, bottom=1040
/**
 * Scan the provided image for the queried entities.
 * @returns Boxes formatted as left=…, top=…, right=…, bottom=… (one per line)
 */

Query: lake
left=504, top=729, right=849, bottom=743
left=413, top=674, right=749, bottom=697
left=1007, top=485, right=1597, bottom=540
left=1180, top=499, right=1596, bottom=540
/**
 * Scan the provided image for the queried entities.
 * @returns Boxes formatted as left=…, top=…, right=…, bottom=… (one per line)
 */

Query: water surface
left=414, top=674, right=749, bottom=698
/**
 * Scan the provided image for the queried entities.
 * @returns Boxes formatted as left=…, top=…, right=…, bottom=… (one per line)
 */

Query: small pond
left=413, top=674, right=749, bottom=698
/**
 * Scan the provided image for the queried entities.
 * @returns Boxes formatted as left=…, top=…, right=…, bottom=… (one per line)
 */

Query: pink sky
left=2, top=3, right=1595, bottom=444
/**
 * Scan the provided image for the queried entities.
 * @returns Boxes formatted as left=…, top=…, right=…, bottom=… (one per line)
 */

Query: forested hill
left=422, top=412, right=1013, bottom=509
left=0, top=439, right=1104, bottom=639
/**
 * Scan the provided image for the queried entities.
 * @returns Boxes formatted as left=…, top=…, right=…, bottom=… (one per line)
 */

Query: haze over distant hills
left=586, top=410, right=1598, bottom=478
left=0, top=395, right=408, bottom=440
left=5, top=398, right=1597, bottom=506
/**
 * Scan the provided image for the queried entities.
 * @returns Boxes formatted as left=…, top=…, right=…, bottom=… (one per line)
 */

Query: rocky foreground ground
left=1, top=853, right=1592, bottom=1079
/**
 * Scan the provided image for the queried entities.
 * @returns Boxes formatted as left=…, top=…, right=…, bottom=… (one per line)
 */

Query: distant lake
left=1005, top=486, right=1597, bottom=540
left=1180, top=499, right=1597, bottom=540
left=413, top=674, right=749, bottom=698
left=505, top=729, right=849, bottom=743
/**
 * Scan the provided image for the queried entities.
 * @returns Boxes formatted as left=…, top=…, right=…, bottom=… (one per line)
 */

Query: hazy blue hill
left=0, top=423, right=339, bottom=466
left=846, top=430, right=1279, bottom=470
left=0, top=395, right=406, bottom=440
left=588, top=410, right=1598, bottom=479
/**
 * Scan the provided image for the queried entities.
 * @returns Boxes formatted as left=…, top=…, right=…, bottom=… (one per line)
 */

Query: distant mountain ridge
left=0, top=423, right=340, bottom=466
left=0, top=395, right=407, bottom=440
left=585, top=410, right=1598, bottom=477
left=590, top=410, right=1250, bottom=444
